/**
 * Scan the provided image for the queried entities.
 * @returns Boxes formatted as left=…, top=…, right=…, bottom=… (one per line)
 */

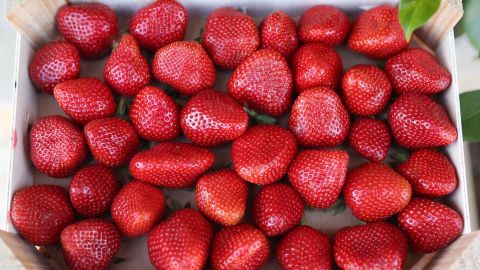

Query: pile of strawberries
left=11, top=1, right=463, bottom=269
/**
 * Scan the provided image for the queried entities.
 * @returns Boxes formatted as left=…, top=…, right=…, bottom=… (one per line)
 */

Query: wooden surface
left=0, top=230, right=50, bottom=270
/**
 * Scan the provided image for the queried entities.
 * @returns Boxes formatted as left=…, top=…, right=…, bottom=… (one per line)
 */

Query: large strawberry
left=260, top=11, right=298, bottom=58
left=349, top=118, right=391, bottom=162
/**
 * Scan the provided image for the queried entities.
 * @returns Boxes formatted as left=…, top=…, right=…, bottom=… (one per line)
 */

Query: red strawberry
left=148, top=209, right=213, bottom=270
left=288, top=87, right=350, bottom=148
left=398, top=198, right=463, bottom=253
left=288, top=149, right=349, bottom=208
left=181, top=89, right=248, bottom=146
left=195, top=169, right=248, bottom=226
left=54, top=78, right=117, bottom=125
left=111, top=181, right=166, bottom=237
left=252, top=183, right=304, bottom=237
left=386, top=48, right=452, bottom=94
left=348, top=5, right=409, bottom=59
left=69, top=163, right=119, bottom=218
left=129, top=0, right=188, bottom=52
left=211, top=223, right=269, bottom=270
left=260, top=11, right=298, bottom=58
left=30, top=115, right=87, bottom=178
left=84, top=118, right=139, bottom=167
left=104, top=34, right=150, bottom=97
left=341, top=64, right=392, bottom=116
left=61, top=219, right=121, bottom=270
left=349, top=118, right=391, bottom=162
left=344, top=162, right=412, bottom=222
left=202, top=7, right=259, bottom=69
left=56, top=3, right=118, bottom=59
left=298, top=5, right=350, bottom=46
left=10, top=185, right=75, bottom=245
left=292, top=43, right=343, bottom=93
left=129, top=86, right=180, bottom=141
left=276, top=226, right=332, bottom=270
left=130, top=142, right=215, bottom=188
left=397, top=149, right=457, bottom=197
left=228, top=48, right=293, bottom=116
left=231, top=125, right=297, bottom=185
left=153, top=41, right=216, bottom=96
left=28, top=41, right=80, bottom=94
left=334, top=222, right=407, bottom=270
left=388, top=93, right=458, bottom=149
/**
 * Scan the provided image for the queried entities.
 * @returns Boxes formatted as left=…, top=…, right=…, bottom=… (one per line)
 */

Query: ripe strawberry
left=202, top=7, right=259, bottom=69
left=153, top=41, right=216, bottom=96
left=341, top=64, right=392, bottom=116
left=54, top=78, right=117, bottom=125
left=288, top=149, right=349, bottom=208
left=334, top=222, right=408, bottom=270
left=129, top=0, right=188, bottom=52
left=195, top=169, right=248, bottom=226
left=349, top=118, right=391, bottom=162
left=388, top=93, right=458, bottom=149
left=69, top=163, right=119, bottom=218
left=348, top=5, right=409, bottom=59
left=30, top=115, right=87, bottom=178
left=84, top=118, right=139, bottom=167
left=386, top=48, right=452, bottom=94
left=398, top=198, right=463, bottom=253
left=130, top=142, right=215, bottom=188
left=211, top=223, right=269, bottom=270
left=228, top=49, right=293, bottom=116
left=288, top=87, right=350, bottom=148
left=181, top=89, right=248, bottom=146
left=148, top=209, right=213, bottom=270
left=56, top=3, right=118, bottom=59
left=10, top=185, right=75, bottom=245
left=397, top=149, right=457, bottom=197
left=260, top=11, right=298, bottom=58
left=299, top=5, right=350, bottom=46
left=231, top=125, right=297, bottom=185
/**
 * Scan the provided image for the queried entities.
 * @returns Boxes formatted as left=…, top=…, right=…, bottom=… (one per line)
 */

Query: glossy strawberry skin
left=299, top=5, right=350, bottom=46
left=349, top=118, right=392, bottom=162
left=260, top=11, right=298, bottom=58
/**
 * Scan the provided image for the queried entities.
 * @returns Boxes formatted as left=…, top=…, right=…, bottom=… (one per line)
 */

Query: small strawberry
left=398, top=198, right=463, bottom=253
left=260, top=11, right=298, bottom=58
left=344, top=162, right=412, bottom=222
left=228, top=48, right=293, bottom=116
left=299, top=5, right=350, bottom=46
left=349, top=118, right=391, bottom=162
left=388, top=93, right=458, bottom=149
left=10, top=185, right=75, bottom=245
left=202, top=7, right=259, bottom=69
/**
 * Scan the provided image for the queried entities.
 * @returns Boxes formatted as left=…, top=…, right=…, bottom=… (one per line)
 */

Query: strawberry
left=129, top=86, right=179, bottom=141
left=181, top=89, right=248, bottom=146
left=334, top=222, right=408, bottom=270
left=397, top=149, right=457, bottom=197
left=231, top=125, right=297, bottom=185
left=260, top=11, right=298, bottom=58
left=252, top=183, right=304, bottom=237
left=56, top=3, right=118, bottom=59
left=129, top=0, right=188, bottom=52
left=130, top=142, right=215, bottom=188
left=195, top=169, right=248, bottom=226
left=344, top=162, right=412, bottom=222
left=202, top=7, right=259, bottom=69
left=388, top=93, right=458, bottom=149
left=211, top=223, right=269, bottom=270
left=54, top=78, right=117, bottom=125
left=288, top=87, right=350, bottom=148
left=386, top=48, right=452, bottom=94
left=30, top=115, right=87, bottom=178
left=61, top=219, right=121, bottom=270
left=148, top=209, right=213, bottom=270
left=84, top=118, right=139, bottom=167
left=349, top=118, right=391, bottom=162
left=152, top=41, right=216, bottom=96
left=104, top=34, right=151, bottom=97
left=228, top=48, right=293, bottom=116
left=288, top=149, right=349, bottom=208
left=276, top=226, right=332, bottom=270
left=10, top=185, right=75, bottom=245
left=341, top=64, right=392, bottom=116
left=111, top=181, right=166, bottom=237
left=69, top=163, right=119, bottom=218
left=398, top=198, right=463, bottom=253
left=348, top=5, right=409, bottom=59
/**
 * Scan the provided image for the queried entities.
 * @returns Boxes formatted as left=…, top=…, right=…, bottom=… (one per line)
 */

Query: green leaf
left=399, top=0, right=441, bottom=41
left=112, top=257, right=126, bottom=264
left=244, top=107, right=277, bottom=125
left=115, top=97, right=132, bottom=119
left=460, top=90, right=480, bottom=141
left=194, top=28, right=204, bottom=43
left=464, top=0, right=480, bottom=54
left=319, top=197, right=346, bottom=215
